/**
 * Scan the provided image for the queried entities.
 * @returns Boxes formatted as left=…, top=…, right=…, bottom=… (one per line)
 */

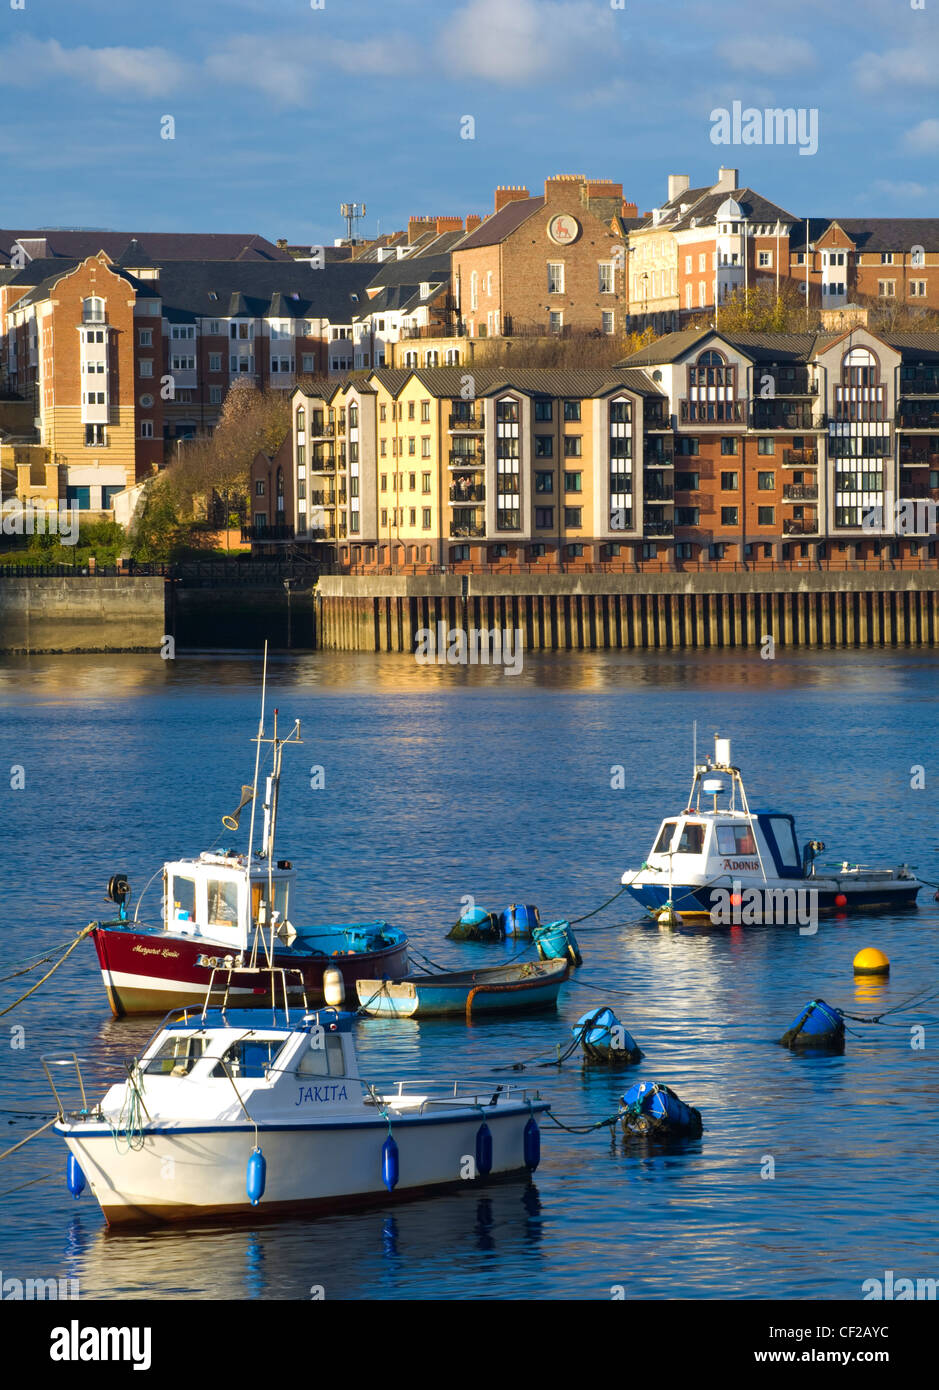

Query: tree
left=689, top=282, right=818, bottom=335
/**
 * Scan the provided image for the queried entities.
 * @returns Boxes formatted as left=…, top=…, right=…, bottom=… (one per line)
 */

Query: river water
left=0, top=648, right=937, bottom=1300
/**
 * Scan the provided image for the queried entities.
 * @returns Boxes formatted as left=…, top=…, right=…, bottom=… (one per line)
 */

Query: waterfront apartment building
left=249, top=328, right=939, bottom=571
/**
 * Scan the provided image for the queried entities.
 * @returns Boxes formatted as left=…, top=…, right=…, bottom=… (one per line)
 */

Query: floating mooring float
left=619, top=1081, right=702, bottom=1138
left=573, top=1007, right=642, bottom=1065
left=779, top=998, right=845, bottom=1051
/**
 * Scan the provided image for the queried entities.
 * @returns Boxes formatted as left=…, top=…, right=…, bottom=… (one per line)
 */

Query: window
left=420, top=400, right=430, bottom=422
left=535, top=435, right=553, bottom=457
left=564, top=507, right=582, bottom=528
left=757, top=437, right=775, bottom=455
left=564, top=437, right=582, bottom=457
left=82, top=297, right=105, bottom=324
left=535, top=506, right=554, bottom=528
left=408, top=472, right=416, bottom=491
left=721, top=471, right=739, bottom=490
left=675, top=507, right=700, bottom=526
left=676, top=438, right=699, bottom=456
left=139, top=329, right=152, bottom=346
left=84, top=424, right=106, bottom=446
left=716, top=824, right=757, bottom=855
left=171, top=325, right=195, bottom=340
left=563, top=401, right=581, bottom=422
left=881, top=252, right=894, bottom=265
left=422, top=508, right=431, bottom=530
left=878, top=280, right=896, bottom=297
left=549, top=311, right=563, bottom=333
left=302, top=354, right=314, bottom=372
left=139, top=420, right=154, bottom=439
left=534, top=398, right=553, bottom=421
left=720, top=437, right=738, bottom=455
left=535, top=471, right=554, bottom=493
left=421, top=437, right=430, bottom=458
left=677, top=822, right=706, bottom=855
left=911, top=281, right=927, bottom=297
left=408, top=402, right=415, bottom=420
left=564, top=472, right=582, bottom=492
left=601, top=311, right=615, bottom=335
left=758, top=471, right=775, bottom=489
left=598, top=262, right=614, bottom=294
left=256, top=480, right=265, bottom=496
left=548, top=262, right=565, bottom=294
left=142, top=1034, right=208, bottom=1077
left=171, top=354, right=195, bottom=371
left=721, top=506, right=738, bottom=525
left=209, top=353, right=222, bottom=372
left=758, top=506, right=775, bottom=525
left=758, top=251, right=772, bottom=268
left=675, top=472, right=699, bottom=491
left=139, top=359, right=153, bottom=377
left=380, top=404, right=387, bottom=422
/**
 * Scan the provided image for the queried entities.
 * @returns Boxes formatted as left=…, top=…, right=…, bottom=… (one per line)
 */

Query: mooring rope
left=0, top=1117, right=58, bottom=1162
left=0, top=925, right=94, bottom=1018
left=0, top=936, right=83, bottom=985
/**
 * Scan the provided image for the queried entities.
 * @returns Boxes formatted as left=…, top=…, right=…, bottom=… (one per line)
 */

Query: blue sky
left=0, top=0, right=936, bottom=245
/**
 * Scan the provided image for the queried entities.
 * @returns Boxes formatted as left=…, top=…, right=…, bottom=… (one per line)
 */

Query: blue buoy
left=523, top=1116, right=540, bottom=1171
left=246, top=1146, right=266, bottom=1205
left=475, top=1122, right=493, bottom=1176
left=619, top=1081, right=702, bottom=1138
left=381, top=1134, right=399, bottom=1191
left=780, top=998, right=845, bottom=1051
left=573, top=1006, right=642, bottom=1065
left=66, top=1153, right=85, bottom=1199
left=533, top=920, right=583, bottom=967
left=499, top=904, right=540, bottom=937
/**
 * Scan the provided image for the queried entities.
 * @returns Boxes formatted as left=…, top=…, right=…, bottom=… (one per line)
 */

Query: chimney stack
left=714, top=167, right=738, bottom=192
left=667, top=174, right=690, bottom=203
left=494, top=185, right=530, bottom=213
left=407, top=216, right=436, bottom=243
left=465, top=214, right=483, bottom=233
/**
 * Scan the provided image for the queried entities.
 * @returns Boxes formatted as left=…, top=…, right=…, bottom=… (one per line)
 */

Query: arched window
left=842, top=346, right=878, bottom=387
left=297, top=406, right=305, bottom=431
left=276, top=467, right=284, bottom=511
left=83, top=297, right=105, bottom=324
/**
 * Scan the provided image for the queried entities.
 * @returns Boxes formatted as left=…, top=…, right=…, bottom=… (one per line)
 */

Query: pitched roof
left=365, top=364, right=664, bottom=399
left=817, top=218, right=939, bottom=253
left=454, top=198, right=545, bottom=250
left=669, top=188, right=796, bottom=232
left=620, top=327, right=939, bottom=367
left=0, top=229, right=291, bottom=262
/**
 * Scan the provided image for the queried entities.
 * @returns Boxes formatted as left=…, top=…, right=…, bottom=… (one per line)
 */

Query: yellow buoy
left=656, top=903, right=679, bottom=928
left=853, top=947, right=890, bottom=976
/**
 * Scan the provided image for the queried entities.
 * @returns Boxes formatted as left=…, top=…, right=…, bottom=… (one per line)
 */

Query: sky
left=0, top=0, right=936, bottom=246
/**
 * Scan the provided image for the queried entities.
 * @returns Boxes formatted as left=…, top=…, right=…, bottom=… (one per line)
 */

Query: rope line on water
left=543, top=1111, right=619, bottom=1136
left=0, top=1171, right=60, bottom=1200
left=0, top=936, right=84, bottom=985
left=0, top=1116, right=58, bottom=1162
left=0, top=925, right=95, bottom=1018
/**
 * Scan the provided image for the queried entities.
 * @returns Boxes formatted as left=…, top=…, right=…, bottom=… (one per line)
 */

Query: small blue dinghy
left=573, top=1007, right=642, bottom=1065
left=355, top=958, right=570, bottom=1019
left=619, top=1080, right=702, bottom=1138
left=779, top=998, right=845, bottom=1051
left=533, top=920, right=582, bottom=966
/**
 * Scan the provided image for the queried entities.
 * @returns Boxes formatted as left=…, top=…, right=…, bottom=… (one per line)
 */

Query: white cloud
left=854, top=47, right=939, bottom=93
left=869, top=179, right=936, bottom=199
left=904, top=118, right=939, bottom=152
left=716, top=36, right=817, bottom=76
left=437, top=0, right=622, bottom=85
left=0, top=37, right=186, bottom=96
left=205, top=35, right=409, bottom=105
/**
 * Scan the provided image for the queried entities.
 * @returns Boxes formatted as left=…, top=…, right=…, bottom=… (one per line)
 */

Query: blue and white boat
left=48, top=999, right=548, bottom=1226
left=621, top=734, right=921, bottom=924
left=355, top=958, right=569, bottom=1019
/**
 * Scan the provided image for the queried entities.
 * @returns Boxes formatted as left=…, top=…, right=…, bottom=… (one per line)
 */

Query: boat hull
left=58, top=1103, right=548, bottom=1226
left=92, top=925, right=409, bottom=1018
left=356, top=959, right=569, bottom=1018
left=625, top=876, right=920, bottom=923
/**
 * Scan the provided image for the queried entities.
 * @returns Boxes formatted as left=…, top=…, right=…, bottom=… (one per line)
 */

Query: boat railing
left=202, top=966, right=310, bottom=1022
left=381, top=1079, right=541, bottom=1105
left=40, top=1053, right=101, bottom=1120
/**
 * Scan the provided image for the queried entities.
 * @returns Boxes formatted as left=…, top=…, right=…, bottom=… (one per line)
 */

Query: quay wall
left=0, top=577, right=165, bottom=653
left=314, top=572, right=939, bottom=652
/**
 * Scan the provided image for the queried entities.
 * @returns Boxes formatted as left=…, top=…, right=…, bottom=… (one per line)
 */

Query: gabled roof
left=670, top=188, right=796, bottom=232
left=0, top=229, right=291, bottom=262
left=454, top=198, right=546, bottom=250
left=365, top=364, right=665, bottom=400
left=815, top=218, right=939, bottom=254
left=619, top=327, right=939, bottom=368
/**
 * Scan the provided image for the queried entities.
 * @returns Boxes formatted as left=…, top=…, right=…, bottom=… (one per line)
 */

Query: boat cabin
left=646, top=809, right=804, bottom=881
left=163, top=852, right=298, bottom=950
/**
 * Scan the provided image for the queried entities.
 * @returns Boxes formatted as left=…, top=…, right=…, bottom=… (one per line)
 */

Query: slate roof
left=454, top=198, right=545, bottom=250
left=619, top=327, right=939, bottom=367
left=366, top=365, right=664, bottom=399
left=0, top=229, right=290, bottom=262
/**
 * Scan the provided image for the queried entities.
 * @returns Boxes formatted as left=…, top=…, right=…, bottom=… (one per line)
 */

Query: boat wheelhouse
left=50, top=1001, right=548, bottom=1225
left=622, top=734, right=921, bottom=924
left=90, top=682, right=408, bottom=1016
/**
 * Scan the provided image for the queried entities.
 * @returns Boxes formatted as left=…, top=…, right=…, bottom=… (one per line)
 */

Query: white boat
left=621, top=734, right=921, bottom=924
left=48, top=996, right=548, bottom=1226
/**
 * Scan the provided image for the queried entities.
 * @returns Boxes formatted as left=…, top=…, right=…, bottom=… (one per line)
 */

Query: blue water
left=1, top=648, right=938, bottom=1300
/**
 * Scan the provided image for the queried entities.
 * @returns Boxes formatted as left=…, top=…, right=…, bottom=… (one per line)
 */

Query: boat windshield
left=211, top=1036, right=286, bottom=1080
left=653, top=821, right=677, bottom=854
left=675, top=822, right=706, bottom=855
left=141, top=1034, right=209, bottom=1076
left=717, top=824, right=757, bottom=855
left=296, top=1033, right=346, bottom=1077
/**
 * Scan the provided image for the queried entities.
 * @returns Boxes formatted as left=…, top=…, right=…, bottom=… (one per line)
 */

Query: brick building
left=451, top=177, right=634, bottom=341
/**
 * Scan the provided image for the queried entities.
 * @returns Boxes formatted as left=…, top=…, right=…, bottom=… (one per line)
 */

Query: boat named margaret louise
left=90, top=696, right=407, bottom=1016
left=622, top=734, right=921, bottom=923
left=50, top=1003, right=548, bottom=1225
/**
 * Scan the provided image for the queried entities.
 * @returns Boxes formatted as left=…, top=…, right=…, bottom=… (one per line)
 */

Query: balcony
left=783, top=483, right=818, bottom=500
left=310, top=450, right=335, bottom=472
left=644, top=484, right=674, bottom=501
left=449, top=484, right=486, bottom=502
left=750, top=403, right=817, bottom=430
left=241, top=523, right=295, bottom=543
left=898, top=405, right=939, bottom=430
left=679, top=401, right=744, bottom=424
left=760, top=370, right=816, bottom=397
left=309, top=421, right=334, bottom=438
left=783, top=519, right=818, bottom=535
left=643, top=517, right=674, bottom=536
left=783, top=448, right=817, bottom=467
left=900, top=372, right=939, bottom=396
left=449, top=522, right=486, bottom=538
left=644, top=445, right=674, bottom=466
left=449, top=449, right=485, bottom=467
left=449, top=414, right=482, bottom=431
left=900, top=445, right=939, bottom=467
